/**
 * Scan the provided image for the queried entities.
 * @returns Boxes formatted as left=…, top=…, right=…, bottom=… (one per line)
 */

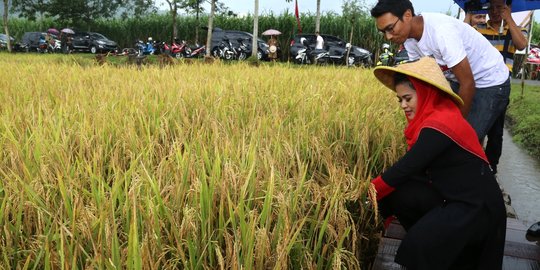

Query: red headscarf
left=404, top=77, right=488, bottom=163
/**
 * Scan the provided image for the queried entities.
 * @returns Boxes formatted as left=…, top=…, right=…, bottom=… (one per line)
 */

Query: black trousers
left=378, top=179, right=505, bottom=270
left=379, top=178, right=443, bottom=231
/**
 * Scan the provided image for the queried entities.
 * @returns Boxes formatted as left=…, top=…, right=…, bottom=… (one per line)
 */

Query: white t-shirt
left=316, top=35, right=324, bottom=49
left=404, top=13, right=508, bottom=88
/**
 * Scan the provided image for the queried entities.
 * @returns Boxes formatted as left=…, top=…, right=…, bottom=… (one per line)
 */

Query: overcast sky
left=154, top=0, right=539, bottom=21
left=156, top=0, right=465, bottom=16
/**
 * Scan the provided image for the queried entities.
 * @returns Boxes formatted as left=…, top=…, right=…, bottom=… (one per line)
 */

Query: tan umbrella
left=262, top=29, right=282, bottom=36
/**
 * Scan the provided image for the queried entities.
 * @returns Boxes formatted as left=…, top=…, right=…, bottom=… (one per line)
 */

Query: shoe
left=526, top=221, right=540, bottom=238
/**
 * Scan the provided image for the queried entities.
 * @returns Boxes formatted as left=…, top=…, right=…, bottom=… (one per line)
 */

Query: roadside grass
left=508, top=84, right=540, bottom=160
left=0, top=53, right=406, bottom=269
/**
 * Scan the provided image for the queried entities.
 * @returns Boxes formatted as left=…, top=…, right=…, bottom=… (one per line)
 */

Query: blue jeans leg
left=450, top=78, right=511, bottom=141
left=485, top=100, right=509, bottom=174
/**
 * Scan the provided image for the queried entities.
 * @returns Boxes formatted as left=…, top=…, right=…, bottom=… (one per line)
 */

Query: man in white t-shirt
left=371, top=0, right=510, bottom=144
left=315, top=31, right=324, bottom=50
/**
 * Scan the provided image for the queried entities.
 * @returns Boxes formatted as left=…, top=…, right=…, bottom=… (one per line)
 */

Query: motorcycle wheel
left=362, top=57, right=373, bottom=68
left=212, top=48, right=220, bottom=58
left=175, top=52, right=184, bottom=59
left=224, top=51, right=234, bottom=61
left=238, top=52, right=247, bottom=61
left=347, top=56, right=356, bottom=67
left=185, top=48, right=192, bottom=58
left=317, top=59, right=329, bottom=66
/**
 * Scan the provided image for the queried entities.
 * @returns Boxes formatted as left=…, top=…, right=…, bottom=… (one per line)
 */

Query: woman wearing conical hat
left=371, top=57, right=506, bottom=270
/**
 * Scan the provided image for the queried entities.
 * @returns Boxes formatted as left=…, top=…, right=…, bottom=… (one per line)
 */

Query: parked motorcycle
left=47, top=38, right=62, bottom=53
left=136, top=37, right=157, bottom=56
left=37, top=36, right=62, bottom=53
left=230, top=38, right=249, bottom=60
left=187, top=43, right=206, bottom=58
left=294, top=38, right=312, bottom=64
left=294, top=39, right=371, bottom=67
left=212, top=37, right=235, bottom=60
left=323, top=43, right=372, bottom=67
left=164, top=39, right=191, bottom=59
left=310, top=49, right=331, bottom=65
left=347, top=45, right=373, bottom=67
left=296, top=38, right=329, bottom=65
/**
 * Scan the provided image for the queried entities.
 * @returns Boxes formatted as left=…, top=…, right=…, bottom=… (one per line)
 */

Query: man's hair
left=370, top=0, right=415, bottom=18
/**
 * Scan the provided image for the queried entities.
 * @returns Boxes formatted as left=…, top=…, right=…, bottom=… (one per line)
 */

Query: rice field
left=0, top=53, right=406, bottom=269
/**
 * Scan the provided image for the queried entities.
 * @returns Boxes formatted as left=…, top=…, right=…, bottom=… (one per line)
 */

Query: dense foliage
left=507, top=83, right=540, bottom=160
left=3, top=12, right=387, bottom=59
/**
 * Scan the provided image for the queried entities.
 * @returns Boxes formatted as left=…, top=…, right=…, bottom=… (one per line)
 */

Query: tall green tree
left=181, top=0, right=204, bottom=44
left=181, top=0, right=234, bottom=44
left=11, top=0, right=48, bottom=20
left=165, top=0, right=181, bottom=41
left=175, top=0, right=230, bottom=43
left=46, top=0, right=92, bottom=25
left=121, top=0, right=156, bottom=19
left=11, top=0, right=154, bottom=27
left=2, top=0, right=11, bottom=52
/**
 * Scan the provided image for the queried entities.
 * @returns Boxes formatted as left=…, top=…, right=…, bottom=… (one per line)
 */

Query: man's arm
left=451, top=57, right=476, bottom=116
left=501, top=5, right=528, bottom=50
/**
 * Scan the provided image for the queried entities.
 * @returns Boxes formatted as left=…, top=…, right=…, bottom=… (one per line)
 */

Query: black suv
left=289, top=34, right=372, bottom=67
left=71, top=32, right=118, bottom=53
left=211, top=28, right=270, bottom=60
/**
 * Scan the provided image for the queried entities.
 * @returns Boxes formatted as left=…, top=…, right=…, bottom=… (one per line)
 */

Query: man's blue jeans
left=450, top=78, right=511, bottom=141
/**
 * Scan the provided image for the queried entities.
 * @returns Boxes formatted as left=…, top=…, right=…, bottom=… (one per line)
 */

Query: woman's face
left=396, top=82, right=418, bottom=120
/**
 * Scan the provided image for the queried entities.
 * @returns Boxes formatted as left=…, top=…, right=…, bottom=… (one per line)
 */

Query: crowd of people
left=42, top=29, right=74, bottom=53
left=368, top=0, right=538, bottom=269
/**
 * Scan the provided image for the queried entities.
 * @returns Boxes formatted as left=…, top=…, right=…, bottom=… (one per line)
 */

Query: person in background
left=474, top=0, right=540, bottom=245
left=60, top=32, right=68, bottom=53
left=476, top=0, right=527, bottom=73
left=315, top=31, right=324, bottom=50
left=463, top=0, right=540, bottom=248
left=475, top=0, right=527, bottom=175
left=464, top=12, right=487, bottom=26
left=45, top=32, right=53, bottom=48
left=377, top=43, right=394, bottom=66
left=267, top=35, right=279, bottom=62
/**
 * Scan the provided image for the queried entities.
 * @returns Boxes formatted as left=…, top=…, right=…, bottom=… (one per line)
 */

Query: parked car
left=21, top=32, right=48, bottom=52
left=0, top=33, right=15, bottom=50
left=71, top=31, right=118, bottom=54
left=211, top=28, right=270, bottom=60
left=289, top=34, right=373, bottom=67
left=1, top=34, right=27, bottom=52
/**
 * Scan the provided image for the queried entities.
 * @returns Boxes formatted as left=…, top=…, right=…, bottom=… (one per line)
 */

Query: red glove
left=371, top=175, right=395, bottom=201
